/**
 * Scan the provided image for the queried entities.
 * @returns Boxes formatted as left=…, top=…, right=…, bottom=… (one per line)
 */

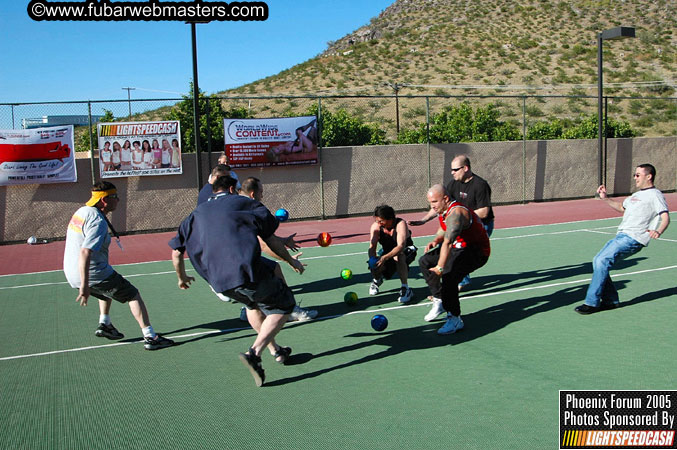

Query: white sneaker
left=239, top=307, right=248, bottom=322
left=369, top=277, right=383, bottom=296
left=289, top=304, right=318, bottom=322
left=437, top=314, right=464, bottom=335
left=397, top=286, right=413, bottom=304
left=424, top=298, right=445, bottom=322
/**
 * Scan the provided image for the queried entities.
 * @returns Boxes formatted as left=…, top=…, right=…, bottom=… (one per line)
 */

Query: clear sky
left=1, top=1, right=394, bottom=104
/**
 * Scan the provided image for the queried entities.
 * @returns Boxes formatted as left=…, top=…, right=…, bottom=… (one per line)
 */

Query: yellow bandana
left=85, top=189, right=117, bottom=207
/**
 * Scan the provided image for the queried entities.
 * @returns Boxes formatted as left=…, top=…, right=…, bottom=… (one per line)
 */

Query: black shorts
left=221, top=270, right=295, bottom=316
left=89, top=272, right=139, bottom=303
left=379, top=245, right=418, bottom=279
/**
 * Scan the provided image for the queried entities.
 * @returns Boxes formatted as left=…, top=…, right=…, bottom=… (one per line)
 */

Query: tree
left=76, top=109, right=114, bottom=152
left=306, top=104, right=387, bottom=147
left=526, top=119, right=566, bottom=140
left=561, top=114, right=636, bottom=139
left=397, top=102, right=521, bottom=144
left=166, top=83, right=250, bottom=153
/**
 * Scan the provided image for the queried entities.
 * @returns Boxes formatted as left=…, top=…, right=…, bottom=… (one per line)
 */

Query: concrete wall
left=0, top=137, right=674, bottom=243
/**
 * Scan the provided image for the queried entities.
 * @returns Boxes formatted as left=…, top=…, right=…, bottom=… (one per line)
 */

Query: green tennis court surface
left=1, top=216, right=676, bottom=449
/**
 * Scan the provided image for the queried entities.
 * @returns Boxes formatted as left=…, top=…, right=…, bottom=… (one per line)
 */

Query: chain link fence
left=0, top=94, right=674, bottom=242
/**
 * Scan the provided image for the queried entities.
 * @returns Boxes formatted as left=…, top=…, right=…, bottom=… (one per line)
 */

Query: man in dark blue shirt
left=170, top=176, right=304, bottom=386
left=197, top=164, right=240, bottom=206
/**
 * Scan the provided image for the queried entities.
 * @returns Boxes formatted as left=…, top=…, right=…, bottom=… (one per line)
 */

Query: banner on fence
left=224, top=116, right=318, bottom=168
left=97, top=120, right=182, bottom=178
left=0, top=126, right=77, bottom=186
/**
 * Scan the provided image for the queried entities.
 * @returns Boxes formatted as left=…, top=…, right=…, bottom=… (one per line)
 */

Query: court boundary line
left=2, top=263, right=676, bottom=362
left=4, top=211, right=674, bottom=278
left=0, top=216, right=630, bottom=278
left=1, top=222, right=674, bottom=290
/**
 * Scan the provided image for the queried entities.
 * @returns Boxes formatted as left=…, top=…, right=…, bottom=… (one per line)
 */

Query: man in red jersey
left=419, top=184, right=491, bottom=334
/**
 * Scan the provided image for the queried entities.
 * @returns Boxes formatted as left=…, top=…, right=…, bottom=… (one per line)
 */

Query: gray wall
left=0, top=137, right=674, bottom=243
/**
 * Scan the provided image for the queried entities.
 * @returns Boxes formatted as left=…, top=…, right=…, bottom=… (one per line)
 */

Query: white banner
left=224, top=116, right=318, bottom=168
left=97, top=120, right=182, bottom=178
left=0, top=126, right=77, bottom=186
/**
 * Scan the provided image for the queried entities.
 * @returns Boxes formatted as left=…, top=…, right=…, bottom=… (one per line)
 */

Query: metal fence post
left=426, top=96, right=431, bottom=189
left=522, top=96, right=527, bottom=204
left=88, top=101, right=96, bottom=183
left=318, top=97, right=325, bottom=220
left=206, top=96, right=213, bottom=174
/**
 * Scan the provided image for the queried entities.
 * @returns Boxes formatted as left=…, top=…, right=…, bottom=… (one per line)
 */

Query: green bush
left=306, top=104, right=387, bottom=147
left=76, top=109, right=115, bottom=152
left=166, top=83, right=251, bottom=153
left=396, top=102, right=522, bottom=144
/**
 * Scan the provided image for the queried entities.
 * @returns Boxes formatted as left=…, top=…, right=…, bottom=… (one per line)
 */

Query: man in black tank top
left=368, top=205, right=417, bottom=304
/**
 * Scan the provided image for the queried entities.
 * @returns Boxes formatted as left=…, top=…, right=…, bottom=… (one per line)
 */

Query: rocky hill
left=219, top=0, right=676, bottom=138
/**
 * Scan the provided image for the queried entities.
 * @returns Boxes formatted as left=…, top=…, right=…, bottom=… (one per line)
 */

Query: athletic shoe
left=369, top=277, right=383, bottom=295
left=437, top=314, right=464, bottom=335
left=239, top=350, right=265, bottom=387
left=397, top=286, right=414, bottom=304
left=95, top=323, right=124, bottom=340
left=143, top=335, right=174, bottom=350
left=424, top=298, right=445, bottom=322
left=574, top=304, right=599, bottom=315
left=239, top=307, right=248, bottom=322
left=288, top=304, right=318, bottom=322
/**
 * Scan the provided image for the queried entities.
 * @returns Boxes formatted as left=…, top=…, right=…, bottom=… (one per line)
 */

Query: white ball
left=27, top=236, right=37, bottom=245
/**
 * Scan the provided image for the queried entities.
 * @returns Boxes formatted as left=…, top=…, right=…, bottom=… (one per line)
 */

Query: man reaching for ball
left=367, top=204, right=417, bottom=304
left=239, top=176, right=317, bottom=322
left=419, top=185, right=490, bottom=334
left=170, top=175, right=305, bottom=386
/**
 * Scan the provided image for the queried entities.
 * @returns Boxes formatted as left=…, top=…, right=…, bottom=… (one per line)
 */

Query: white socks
left=142, top=326, right=156, bottom=339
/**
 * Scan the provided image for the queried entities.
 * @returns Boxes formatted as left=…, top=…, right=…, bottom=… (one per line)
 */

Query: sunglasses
left=451, top=167, right=464, bottom=173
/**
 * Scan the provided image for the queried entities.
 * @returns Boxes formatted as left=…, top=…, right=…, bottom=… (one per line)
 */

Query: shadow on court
left=615, top=285, right=677, bottom=309
left=293, top=271, right=415, bottom=316
left=459, top=257, right=646, bottom=297
left=264, top=284, right=615, bottom=386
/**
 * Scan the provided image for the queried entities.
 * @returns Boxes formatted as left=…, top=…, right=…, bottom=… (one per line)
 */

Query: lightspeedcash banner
left=560, top=391, right=677, bottom=449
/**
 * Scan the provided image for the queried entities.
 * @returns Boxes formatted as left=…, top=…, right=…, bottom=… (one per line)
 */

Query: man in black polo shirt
left=410, top=154, right=494, bottom=291
left=170, top=176, right=304, bottom=387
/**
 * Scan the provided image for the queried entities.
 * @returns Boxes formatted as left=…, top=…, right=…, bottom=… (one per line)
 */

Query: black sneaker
left=95, top=323, right=124, bottom=340
left=143, top=335, right=174, bottom=350
left=574, top=304, right=600, bottom=315
left=239, top=350, right=265, bottom=387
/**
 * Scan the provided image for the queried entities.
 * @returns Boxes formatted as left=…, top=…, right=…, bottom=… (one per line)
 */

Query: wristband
left=435, top=265, right=443, bottom=273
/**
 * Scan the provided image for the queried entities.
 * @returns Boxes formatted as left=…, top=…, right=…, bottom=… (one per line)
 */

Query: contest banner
left=224, top=116, right=318, bottom=168
left=97, top=120, right=182, bottom=178
left=0, top=126, right=77, bottom=186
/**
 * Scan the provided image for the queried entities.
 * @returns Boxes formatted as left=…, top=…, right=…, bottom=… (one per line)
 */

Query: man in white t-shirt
left=63, top=181, right=174, bottom=350
left=575, top=164, right=670, bottom=314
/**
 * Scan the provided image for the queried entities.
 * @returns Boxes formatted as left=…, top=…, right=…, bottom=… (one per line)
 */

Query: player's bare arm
left=264, top=234, right=305, bottom=274
left=171, top=249, right=195, bottom=289
left=597, top=185, right=625, bottom=213
left=648, top=212, right=670, bottom=239
left=76, top=247, right=92, bottom=306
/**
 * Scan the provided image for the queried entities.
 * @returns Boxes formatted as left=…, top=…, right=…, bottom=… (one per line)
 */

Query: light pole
left=597, top=26, right=635, bottom=186
left=187, top=21, right=210, bottom=189
left=122, top=87, right=135, bottom=118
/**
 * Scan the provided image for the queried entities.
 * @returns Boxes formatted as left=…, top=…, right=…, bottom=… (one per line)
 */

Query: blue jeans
left=584, top=233, right=644, bottom=307
left=460, top=220, right=494, bottom=287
